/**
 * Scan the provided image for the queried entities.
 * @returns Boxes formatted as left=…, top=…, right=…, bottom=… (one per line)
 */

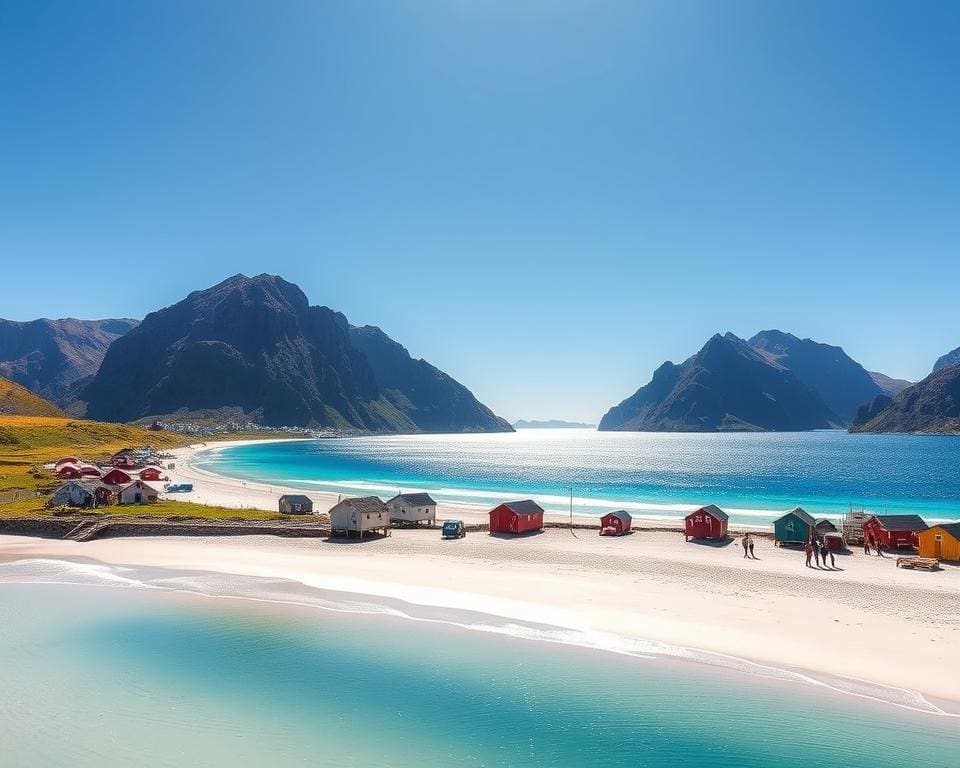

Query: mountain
left=850, top=364, right=960, bottom=434
left=868, top=371, right=913, bottom=397
left=347, top=325, right=512, bottom=433
left=933, top=346, right=960, bottom=374
left=598, top=333, right=841, bottom=432
left=0, top=375, right=65, bottom=417
left=0, top=318, right=138, bottom=406
left=513, top=419, right=596, bottom=429
left=81, top=274, right=511, bottom=433
left=747, top=330, right=884, bottom=424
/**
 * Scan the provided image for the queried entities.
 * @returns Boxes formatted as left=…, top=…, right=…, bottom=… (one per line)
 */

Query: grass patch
left=0, top=496, right=298, bottom=522
left=0, top=415, right=304, bottom=520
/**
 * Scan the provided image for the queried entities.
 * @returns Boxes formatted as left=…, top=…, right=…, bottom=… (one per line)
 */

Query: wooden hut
left=488, top=500, right=544, bottom=535
left=55, top=464, right=82, bottom=480
left=917, top=523, right=960, bottom=562
left=773, top=507, right=816, bottom=547
left=118, top=480, right=159, bottom=505
left=684, top=505, right=729, bottom=541
left=49, top=480, right=113, bottom=508
left=101, top=468, right=133, bottom=486
left=279, top=494, right=314, bottom=515
left=328, top=496, right=390, bottom=538
left=79, top=465, right=102, bottom=477
left=863, top=515, right=928, bottom=550
left=385, top=492, right=437, bottom=526
left=600, top=510, right=632, bottom=536
left=139, top=466, right=163, bottom=482
left=55, top=456, right=80, bottom=467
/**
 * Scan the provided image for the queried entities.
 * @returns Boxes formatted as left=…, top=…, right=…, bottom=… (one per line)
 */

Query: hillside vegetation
left=0, top=377, right=65, bottom=418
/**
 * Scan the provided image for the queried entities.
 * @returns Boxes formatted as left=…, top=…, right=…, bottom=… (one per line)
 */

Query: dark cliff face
left=933, top=347, right=960, bottom=374
left=348, top=326, right=513, bottom=433
left=849, top=365, right=960, bottom=435
left=599, top=333, right=841, bottom=432
left=747, top=330, right=884, bottom=424
left=82, top=274, right=510, bottom=432
left=0, top=317, right=138, bottom=405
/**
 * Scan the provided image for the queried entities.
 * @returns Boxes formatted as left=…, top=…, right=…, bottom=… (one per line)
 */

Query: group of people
left=804, top=534, right=837, bottom=569
left=863, top=532, right=885, bottom=557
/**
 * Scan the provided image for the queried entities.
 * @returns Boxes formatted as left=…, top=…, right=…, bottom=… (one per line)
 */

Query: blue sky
left=1, top=1, right=958, bottom=422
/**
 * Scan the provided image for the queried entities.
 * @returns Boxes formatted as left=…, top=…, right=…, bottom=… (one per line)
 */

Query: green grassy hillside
left=0, top=377, right=65, bottom=418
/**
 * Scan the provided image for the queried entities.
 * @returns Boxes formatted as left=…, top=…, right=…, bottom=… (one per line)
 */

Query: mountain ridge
left=81, top=274, right=511, bottom=433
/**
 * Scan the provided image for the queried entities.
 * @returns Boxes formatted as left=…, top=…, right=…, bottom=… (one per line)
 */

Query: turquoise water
left=1, top=570, right=958, bottom=768
left=196, top=429, right=960, bottom=525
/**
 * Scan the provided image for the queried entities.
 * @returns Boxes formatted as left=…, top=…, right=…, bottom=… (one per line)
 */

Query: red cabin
left=863, top=515, right=927, bottom=550
left=111, top=455, right=138, bottom=469
left=56, top=464, right=82, bottom=479
left=139, top=467, right=162, bottom=481
left=489, top=500, right=544, bottom=535
left=79, top=465, right=102, bottom=477
left=101, top=468, right=133, bottom=486
left=55, top=456, right=80, bottom=467
left=600, top=510, right=632, bottom=536
left=684, top=504, right=729, bottom=541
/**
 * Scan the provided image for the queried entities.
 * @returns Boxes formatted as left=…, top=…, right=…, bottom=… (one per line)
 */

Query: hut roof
left=694, top=504, right=729, bottom=521
left=386, top=492, right=436, bottom=506
left=931, top=522, right=960, bottom=540
left=869, top=514, right=928, bottom=532
left=815, top=518, right=838, bottom=531
left=604, top=509, right=632, bottom=522
left=776, top=507, right=816, bottom=526
left=499, top=499, right=544, bottom=515
left=280, top=494, right=313, bottom=505
left=339, top=496, right=388, bottom=514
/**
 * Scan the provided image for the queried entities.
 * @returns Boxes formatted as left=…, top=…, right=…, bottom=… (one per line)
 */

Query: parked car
left=165, top=482, right=193, bottom=493
left=441, top=520, right=466, bottom=539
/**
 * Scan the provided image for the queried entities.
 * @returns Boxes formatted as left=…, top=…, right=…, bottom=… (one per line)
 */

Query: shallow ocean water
left=197, top=429, right=960, bottom=525
left=1, top=566, right=958, bottom=768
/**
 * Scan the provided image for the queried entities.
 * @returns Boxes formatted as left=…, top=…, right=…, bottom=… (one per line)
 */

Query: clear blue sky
left=1, top=1, right=958, bottom=422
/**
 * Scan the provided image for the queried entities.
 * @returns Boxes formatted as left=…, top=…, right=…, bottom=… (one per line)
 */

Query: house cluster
left=47, top=450, right=169, bottom=509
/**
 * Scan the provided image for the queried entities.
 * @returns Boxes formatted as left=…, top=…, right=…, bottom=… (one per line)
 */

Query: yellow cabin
left=916, top=523, right=960, bottom=562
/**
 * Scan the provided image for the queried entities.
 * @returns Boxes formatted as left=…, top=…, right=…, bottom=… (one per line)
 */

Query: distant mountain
left=513, top=419, right=596, bottom=429
left=599, top=332, right=841, bottom=432
left=933, top=346, right=960, bottom=374
left=0, top=375, right=64, bottom=417
left=0, top=317, right=138, bottom=406
left=81, top=274, right=511, bottom=433
left=868, top=371, right=913, bottom=397
left=747, top=330, right=884, bottom=424
left=850, top=364, right=960, bottom=435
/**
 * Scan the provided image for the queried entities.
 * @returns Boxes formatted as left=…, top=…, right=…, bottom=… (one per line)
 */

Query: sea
left=1, top=561, right=958, bottom=768
left=194, top=429, right=960, bottom=526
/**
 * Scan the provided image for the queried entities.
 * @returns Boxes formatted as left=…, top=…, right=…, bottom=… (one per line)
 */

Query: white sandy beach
left=2, top=523, right=959, bottom=709
left=160, top=439, right=701, bottom=527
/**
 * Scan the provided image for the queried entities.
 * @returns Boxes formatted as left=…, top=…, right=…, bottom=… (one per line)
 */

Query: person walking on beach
left=804, top=540, right=814, bottom=567
left=811, top=536, right=821, bottom=568
left=863, top=535, right=871, bottom=555
left=821, top=540, right=834, bottom=569
left=741, top=534, right=749, bottom=558
left=747, top=533, right=756, bottom=559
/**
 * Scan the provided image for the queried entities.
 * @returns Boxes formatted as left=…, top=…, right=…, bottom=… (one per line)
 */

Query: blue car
left=441, top=520, right=466, bottom=539
left=165, top=483, right=194, bottom=493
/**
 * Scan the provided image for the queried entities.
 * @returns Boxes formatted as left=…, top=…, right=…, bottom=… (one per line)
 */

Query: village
left=41, top=447, right=960, bottom=569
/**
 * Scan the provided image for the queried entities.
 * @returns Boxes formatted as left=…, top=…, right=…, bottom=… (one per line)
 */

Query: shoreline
left=2, top=528, right=958, bottom=710
left=165, top=438, right=753, bottom=530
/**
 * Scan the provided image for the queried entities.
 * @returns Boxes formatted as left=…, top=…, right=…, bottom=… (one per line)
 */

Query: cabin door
left=935, top=535, right=942, bottom=559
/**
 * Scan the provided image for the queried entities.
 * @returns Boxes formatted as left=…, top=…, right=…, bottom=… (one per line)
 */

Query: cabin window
left=694, top=515, right=702, bottom=522
left=935, top=534, right=942, bottom=541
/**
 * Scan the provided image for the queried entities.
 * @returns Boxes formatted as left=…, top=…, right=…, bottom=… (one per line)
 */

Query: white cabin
left=328, top=496, right=390, bottom=537
left=118, top=480, right=160, bottom=505
left=385, top=492, right=437, bottom=526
